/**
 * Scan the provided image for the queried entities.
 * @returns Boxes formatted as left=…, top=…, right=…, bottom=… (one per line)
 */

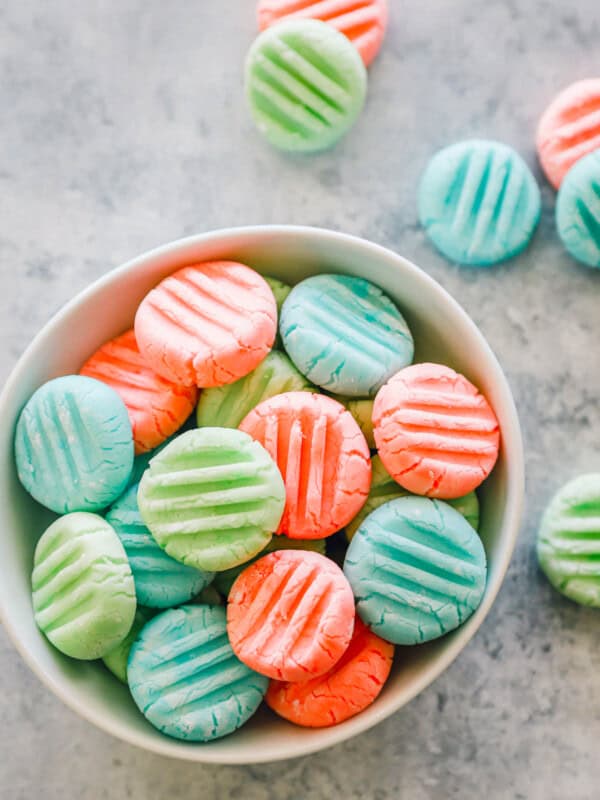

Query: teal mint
left=105, top=484, right=213, bottom=609
left=128, top=605, right=268, bottom=741
left=418, top=139, right=541, bottom=266
left=280, top=274, right=414, bottom=397
left=556, top=149, right=600, bottom=268
left=15, top=375, right=133, bottom=513
left=344, top=496, right=487, bottom=645
left=245, top=19, right=367, bottom=153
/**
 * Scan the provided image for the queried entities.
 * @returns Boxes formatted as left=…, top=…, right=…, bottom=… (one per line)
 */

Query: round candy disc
left=266, top=617, right=394, bottom=727
left=15, top=375, right=134, bottom=513
left=556, top=149, right=600, bottom=268
left=128, top=605, right=268, bottom=741
left=240, top=392, right=371, bottom=538
left=418, top=139, right=541, bottom=265
left=196, top=350, right=313, bottom=430
left=257, top=0, right=389, bottom=67
left=137, top=428, right=286, bottom=572
left=134, top=261, right=277, bottom=388
left=537, top=78, right=600, bottom=189
left=537, top=473, right=600, bottom=606
left=344, top=496, right=487, bottom=645
left=32, top=513, right=136, bottom=660
left=280, top=274, right=414, bottom=397
left=373, top=363, right=500, bottom=499
left=245, top=19, right=367, bottom=153
left=105, top=484, right=214, bottom=608
left=80, top=329, right=198, bottom=454
left=346, top=454, right=480, bottom=540
left=227, top=550, right=355, bottom=681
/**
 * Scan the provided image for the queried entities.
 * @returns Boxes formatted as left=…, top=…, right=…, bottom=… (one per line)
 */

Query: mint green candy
left=246, top=19, right=367, bottom=153
left=138, top=428, right=286, bottom=572
left=196, top=351, right=312, bottom=430
left=537, top=473, right=600, bottom=606
left=32, top=512, right=136, bottom=660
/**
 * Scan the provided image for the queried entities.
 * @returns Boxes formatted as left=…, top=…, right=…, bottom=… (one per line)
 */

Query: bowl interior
left=0, top=227, right=523, bottom=763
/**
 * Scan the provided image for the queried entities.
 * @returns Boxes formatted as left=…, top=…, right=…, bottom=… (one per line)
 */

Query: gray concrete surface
left=1, top=1, right=599, bottom=798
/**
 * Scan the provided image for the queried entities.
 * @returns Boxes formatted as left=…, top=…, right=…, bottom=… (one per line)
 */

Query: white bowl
left=0, top=226, right=524, bottom=764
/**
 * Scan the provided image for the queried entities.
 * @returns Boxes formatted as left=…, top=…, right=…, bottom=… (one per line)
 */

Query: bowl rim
left=0, top=225, right=524, bottom=764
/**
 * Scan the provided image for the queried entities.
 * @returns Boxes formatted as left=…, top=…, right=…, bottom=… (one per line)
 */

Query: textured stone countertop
left=1, top=1, right=599, bottom=798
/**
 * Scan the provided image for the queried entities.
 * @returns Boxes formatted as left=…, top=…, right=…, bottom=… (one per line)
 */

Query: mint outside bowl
left=0, top=226, right=524, bottom=764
